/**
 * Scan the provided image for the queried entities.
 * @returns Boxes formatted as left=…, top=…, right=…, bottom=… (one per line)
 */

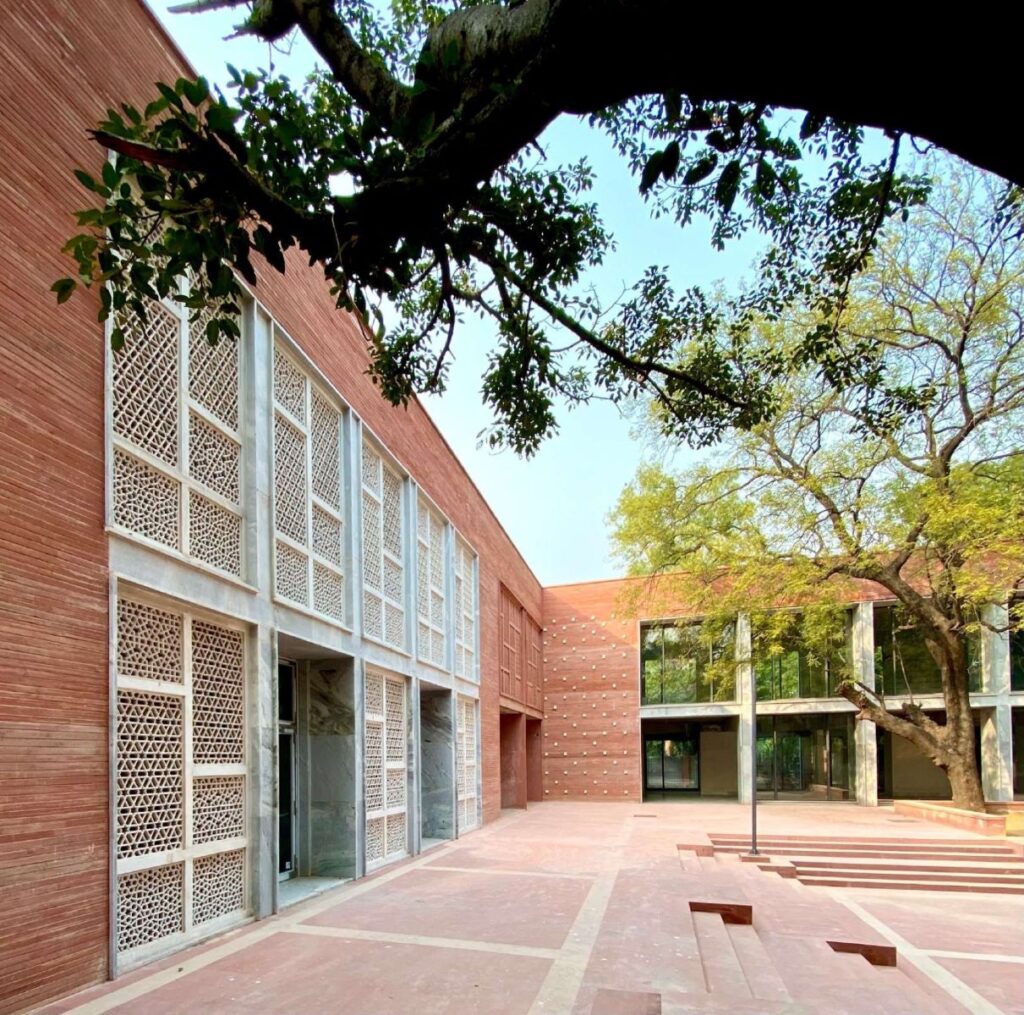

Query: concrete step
left=725, top=922, right=791, bottom=1002
left=792, top=857, right=1024, bottom=875
left=710, top=833, right=1005, bottom=846
left=797, top=874, right=1024, bottom=894
left=713, top=843, right=1023, bottom=861
left=792, top=865, right=1024, bottom=886
left=710, top=836, right=1019, bottom=856
left=691, top=910, right=752, bottom=1000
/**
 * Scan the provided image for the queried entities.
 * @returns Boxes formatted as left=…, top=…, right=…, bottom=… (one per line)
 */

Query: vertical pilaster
left=982, top=604, right=1011, bottom=695
left=981, top=705, right=1013, bottom=803
left=850, top=601, right=878, bottom=806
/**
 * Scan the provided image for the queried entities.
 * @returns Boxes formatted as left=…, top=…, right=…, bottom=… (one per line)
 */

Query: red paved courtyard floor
left=37, top=802, right=1024, bottom=1014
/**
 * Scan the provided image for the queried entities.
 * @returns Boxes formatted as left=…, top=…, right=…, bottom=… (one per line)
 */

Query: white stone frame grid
left=114, top=591, right=248, bottom=970
left=361, top=439, right=406, bottom=650
left=456, top=695, right=479, bottom=832
left=271, top=341, right=345, bottom=623
left=416, top=495, right=448, bottom=670
left=110, top=298, right=244, bottom=579
left=364, top=668, right=408, bottom=869
left=454, top=537, right=478, bottom=682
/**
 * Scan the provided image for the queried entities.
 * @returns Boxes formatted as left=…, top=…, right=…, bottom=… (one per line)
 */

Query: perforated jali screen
left=456, top=695, right=479, bottom=832
left=361, top=441, right=405, bottom=649
left=111, top=299, right=244, bottom=576
left=272, top=342, right=345, bottom=621
left=364, top=669, right=408, bottom=868
left=416, top=497, right=448, bottom=668
left=454, top=538, right=477, bottom=680
left=115, top=595, right=248, bottom=962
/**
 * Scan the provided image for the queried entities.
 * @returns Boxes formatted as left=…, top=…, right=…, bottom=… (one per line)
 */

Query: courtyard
left=36, top=802, right=1024, bottom=1015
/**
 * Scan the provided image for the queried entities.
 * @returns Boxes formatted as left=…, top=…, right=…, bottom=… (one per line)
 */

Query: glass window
left=640, top=621, right=736, bottom=704
left=873, top=604, right=978, bottom=695
left=755, top=626, right=840, bottom=701
left=1013, top=628, right=1024, bottom=693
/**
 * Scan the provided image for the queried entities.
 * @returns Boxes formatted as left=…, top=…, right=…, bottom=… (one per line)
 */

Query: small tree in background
left=610, top=163, right=1024, bottom=811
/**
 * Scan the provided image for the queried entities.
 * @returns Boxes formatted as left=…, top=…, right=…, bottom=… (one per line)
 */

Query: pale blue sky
left=149, top=2, right=761, bottom=585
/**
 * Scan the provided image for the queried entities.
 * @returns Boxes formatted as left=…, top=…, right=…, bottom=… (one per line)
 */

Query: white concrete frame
left=105, top=291, right=484, bottom=976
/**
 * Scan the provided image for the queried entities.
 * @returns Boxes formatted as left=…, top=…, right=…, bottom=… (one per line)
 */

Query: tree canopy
left=55, top=0, right=1021, bottom=454
left=609, top=163, right=1024, bottom=809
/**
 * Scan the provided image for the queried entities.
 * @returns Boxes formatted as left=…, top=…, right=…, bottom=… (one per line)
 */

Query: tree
left=609, top=164, right=1024, bottom=811
left=56, top=0, right=1021, bottom=453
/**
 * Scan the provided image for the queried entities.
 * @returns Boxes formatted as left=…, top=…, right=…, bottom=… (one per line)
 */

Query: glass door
left=278, top=661, right=297, bottom=881
left=644, top=736, right=699, bottom=794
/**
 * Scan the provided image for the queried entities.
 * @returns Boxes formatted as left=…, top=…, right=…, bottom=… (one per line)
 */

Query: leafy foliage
left=57, top=0, right=941, bottom=453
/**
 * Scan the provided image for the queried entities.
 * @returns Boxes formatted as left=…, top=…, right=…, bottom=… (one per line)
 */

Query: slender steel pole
left=749, top=661, right=759, bottom=856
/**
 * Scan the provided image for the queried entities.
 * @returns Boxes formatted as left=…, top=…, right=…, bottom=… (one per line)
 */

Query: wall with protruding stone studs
left=541, top=580, right=642, bottom=800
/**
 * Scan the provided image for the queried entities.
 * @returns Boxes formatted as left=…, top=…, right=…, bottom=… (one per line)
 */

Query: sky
left=148, top=2, right=762, bottom=585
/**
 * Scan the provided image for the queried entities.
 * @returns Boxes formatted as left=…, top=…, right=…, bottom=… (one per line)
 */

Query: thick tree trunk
left=946, top=752, right=986, bottom=812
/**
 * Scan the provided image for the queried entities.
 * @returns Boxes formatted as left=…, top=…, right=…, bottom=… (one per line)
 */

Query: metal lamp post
left=748, top=656, right=759, bottom=856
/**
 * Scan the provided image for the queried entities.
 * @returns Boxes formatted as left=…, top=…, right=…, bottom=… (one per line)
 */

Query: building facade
left=1, top=2, right=1022, bottom=1014
left=541, top=579, right=1024, bottom=808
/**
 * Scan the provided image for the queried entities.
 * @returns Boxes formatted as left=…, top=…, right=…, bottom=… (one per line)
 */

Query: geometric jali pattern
left=188, top=411, right=241, bottom=503
left=191, top=620, right=244, bottom=765
left=313, top=561, right=344, bottom=621
left=112, top=301, right=180, bottom=468
left=310, top=387, right=341, bottom=510
left=273, top=344, right=306, bottom=422
left=364, top=669, right=408, bottom=869
left=454, top=540, right=477, bottom=680
left=188, top=490, right=242, bottom=576
left=312, top=505, right=342, bottom=566
left=193, top=776, right=245, bottom=844
left=113, top=448, right=180, bottom=550
left=193, top=848, right=246, bottom=926
left=188, top=312, right=239, bottom=431
left=275, top=540, right=309, bottom=606
left=273, top=412, right=307, bottom=544
left=416, top=499, right=447, bottom=668
left=117, top=598, right=183, bottom=683
left=116, top=689, right=184, bottom=859
left=457, top=695, right=479, bottom=832
left=117, top=863, right=185, bottom=954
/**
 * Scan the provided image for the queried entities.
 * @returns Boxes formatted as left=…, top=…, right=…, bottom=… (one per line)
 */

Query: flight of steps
left=709, top=832, right=1024, bottom=894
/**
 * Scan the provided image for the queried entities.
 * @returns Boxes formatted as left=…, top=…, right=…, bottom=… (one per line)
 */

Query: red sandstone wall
left=0, top=1, right=539, bottom=1010
left=541, top=580, right=643, bottom=802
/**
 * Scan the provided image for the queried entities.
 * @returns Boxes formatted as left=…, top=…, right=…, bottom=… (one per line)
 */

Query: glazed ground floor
left=640, top=701, right=1024, bottom=805
left=37, top=802, right=1024, bottom=1015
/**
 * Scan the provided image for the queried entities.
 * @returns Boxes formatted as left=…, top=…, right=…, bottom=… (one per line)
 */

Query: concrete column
left=850, top=602, right=878, bottom=807
left=982, top=603, right=1011, bottom=695
left=735, top=613, right=754, bottom=804
left=981, top=705, right=1014, bottom=803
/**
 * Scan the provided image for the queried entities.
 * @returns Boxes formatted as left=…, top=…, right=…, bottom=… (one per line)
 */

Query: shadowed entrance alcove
left=419, top=685, right=455, bottom=847
left=277, top=634, right=357, bottom=908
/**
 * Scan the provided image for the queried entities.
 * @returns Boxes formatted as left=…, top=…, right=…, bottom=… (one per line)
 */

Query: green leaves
left=51, top=277, right=76, bottom=304
left=715, top=159, right=742, bottom=212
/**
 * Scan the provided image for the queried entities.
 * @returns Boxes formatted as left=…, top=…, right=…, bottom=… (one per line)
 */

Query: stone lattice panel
left=273, top=413, right=307, bottom=544
left=193, top=776, right=245, bottom=844
left=113, top=448, right=180, bottom=550
left=310, top=388, right=341, bottom=510
left=191, top=621, right=244, bottom=765
left=383, top=557, right=403, bottom=604
left=117, top=599, right=183, bottom=684
left=416, top=542, right=430, bottom=622
left=454, top=541, right=476, bottom=679
left=313, top=561, right=344, bottom=621
left=384, top=602, right=404, bottom=650
left=193, top=849, right=245, bottom=926
left=386, top=767, right=405, bottom=810
left=117, top=862, right=184, bottom=953
left=112, top=301, right=180, bottom=467
left=364, top=720, right=384, bottom=812
left=188, top=314, right=239, bottom=431
left=385, top=813, right=406, bottom=858
left=365, top=816, right=385, bottom=865
left=364, top=670, right=384, bottom=716
left=275, top=541, right=309, bottom=605
left=361, top=493, right=382, bottom=592
left=312, top=505, right=342, bottom=566
left=188, top=412, right=240, bottom=503
left=363, top=590, right=383, bottom=641
left=457, top=696, right=479, bottom=831
left=188, top=490, right=242, bottom=576
left=381, top=467, right=403, bottom=558
left=384, top=678, right=405, bottom=762
left=116, top=689, right=184, bottom=859
left=273, top=345, right=306, bottom=422
left=431, top=630, right=445, bottom=666
left=361, top=440, right=380, bottom=495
